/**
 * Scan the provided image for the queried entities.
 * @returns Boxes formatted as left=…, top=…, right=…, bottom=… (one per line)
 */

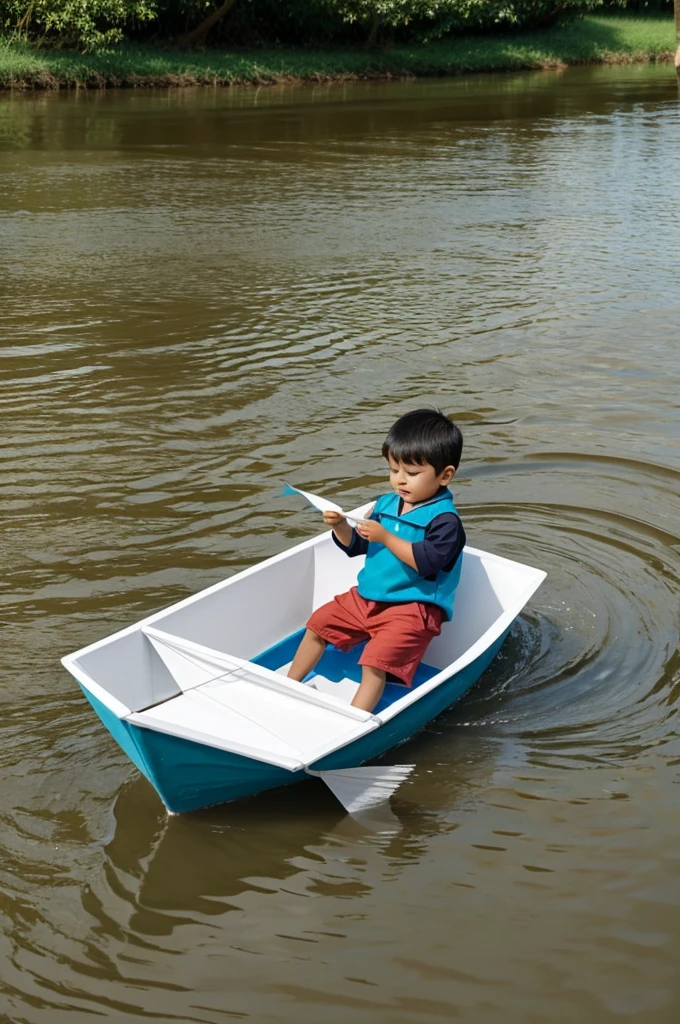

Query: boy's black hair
left=382, top=408, right=463, bottom=473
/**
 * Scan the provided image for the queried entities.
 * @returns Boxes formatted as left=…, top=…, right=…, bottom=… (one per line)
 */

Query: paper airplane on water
left=282, top=484, right=370, bottom=527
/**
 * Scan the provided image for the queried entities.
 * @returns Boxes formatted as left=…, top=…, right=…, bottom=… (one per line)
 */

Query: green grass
left=0, top=15, right=676, bottom=91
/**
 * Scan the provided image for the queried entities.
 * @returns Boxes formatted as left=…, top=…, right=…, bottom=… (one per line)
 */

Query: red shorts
left=306, top=586, right=443, bottom=687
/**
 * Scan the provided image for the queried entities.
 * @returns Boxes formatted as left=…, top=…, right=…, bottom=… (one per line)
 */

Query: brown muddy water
left=1, top=64, right=680, bottom=1024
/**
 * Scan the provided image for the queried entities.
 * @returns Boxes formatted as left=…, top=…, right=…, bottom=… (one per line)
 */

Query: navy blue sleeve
left=332, top=529, right=369, bottom=557
left=412, top=513, right=465, bottom=578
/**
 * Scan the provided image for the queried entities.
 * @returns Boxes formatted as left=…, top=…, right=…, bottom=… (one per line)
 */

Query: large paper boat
left=62, top=500, right=546, bottom=815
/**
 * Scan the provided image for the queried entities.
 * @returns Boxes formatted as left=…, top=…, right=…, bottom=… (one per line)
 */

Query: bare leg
left=287, top=629, right=326, bottom=682
left=351, top=665, right=387, bottom=712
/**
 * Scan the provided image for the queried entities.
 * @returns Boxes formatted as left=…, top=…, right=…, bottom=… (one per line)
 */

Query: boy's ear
left=440, top=465, right=456, bottom=484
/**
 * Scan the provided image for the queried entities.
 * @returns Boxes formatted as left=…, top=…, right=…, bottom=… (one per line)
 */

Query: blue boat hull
left=82, top=630, right=508, bottom=814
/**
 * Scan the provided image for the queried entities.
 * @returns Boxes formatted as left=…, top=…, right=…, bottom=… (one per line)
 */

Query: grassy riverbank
left=0, top=15, right=675, bottom=91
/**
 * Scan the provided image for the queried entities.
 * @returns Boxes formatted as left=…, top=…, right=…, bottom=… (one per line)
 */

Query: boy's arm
left=324, top=510, right=353, bottom=547
left=324, top=510, right=369, bottom=556
left=412, top=514, right=465, bottom=575
left=356, top=513, right=465, bottom=575
left=355, top=519, right=417, bottom=570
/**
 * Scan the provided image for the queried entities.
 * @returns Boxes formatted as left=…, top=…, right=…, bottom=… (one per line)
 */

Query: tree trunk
left=532, top=5, right=566, bottom=30
left=176, top=0, right=238, bottom=49
left=675, top=0, right=680, bottom=77
left=364, top=17, right=381, bottom=49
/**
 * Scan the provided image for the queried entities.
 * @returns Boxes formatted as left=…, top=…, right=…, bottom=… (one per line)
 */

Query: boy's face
left=387, top=458, right=455, bottom=506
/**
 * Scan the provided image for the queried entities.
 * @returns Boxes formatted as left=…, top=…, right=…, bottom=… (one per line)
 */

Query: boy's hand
left=322, top=510, right=346, bottom=526
left=355, top=519, right=388, bottom=544
left=357, top=517, right=416, bottom=569
left=324, top=509, right=353, bottom=548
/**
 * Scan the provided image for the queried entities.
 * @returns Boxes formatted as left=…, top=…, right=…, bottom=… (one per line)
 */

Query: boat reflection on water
left=98, top=717, right=505, bottom=943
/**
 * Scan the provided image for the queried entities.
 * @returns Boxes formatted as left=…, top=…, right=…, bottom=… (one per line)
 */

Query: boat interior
left=65, top=531, right=544, bottom=764
left=252, top=629, right=439, bottom=715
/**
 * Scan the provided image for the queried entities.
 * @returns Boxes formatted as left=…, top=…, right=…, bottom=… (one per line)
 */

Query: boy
left=287, top=408, right=466, bottom=713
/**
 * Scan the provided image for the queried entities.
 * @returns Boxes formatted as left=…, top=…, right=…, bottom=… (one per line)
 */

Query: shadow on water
left=101, top=733, right=503, bottom=935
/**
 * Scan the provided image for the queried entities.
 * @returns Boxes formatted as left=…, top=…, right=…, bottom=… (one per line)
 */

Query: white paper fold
left=283, top=483, right=369, bottom=527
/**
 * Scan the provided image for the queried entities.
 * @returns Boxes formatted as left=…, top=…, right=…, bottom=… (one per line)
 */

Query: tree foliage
left=328, top=1, right=622, bottom=43
left=0, top=0, right=662, bottom=51
left=332, top=1, right=605, bottom=27
left=181, top=0, right=624, bottom=47
left=1, top=0, right=157, bottom=48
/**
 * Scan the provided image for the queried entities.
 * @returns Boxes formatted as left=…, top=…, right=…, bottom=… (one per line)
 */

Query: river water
left=1, top=64, right=679, bottom=1023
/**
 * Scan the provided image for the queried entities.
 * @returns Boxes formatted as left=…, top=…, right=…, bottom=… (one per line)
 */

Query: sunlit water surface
left=1, top=64, right=679, bottom=1023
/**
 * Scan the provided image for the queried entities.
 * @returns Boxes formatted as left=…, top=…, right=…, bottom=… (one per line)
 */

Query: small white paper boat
left=62, top=501, right=546, bottom=815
